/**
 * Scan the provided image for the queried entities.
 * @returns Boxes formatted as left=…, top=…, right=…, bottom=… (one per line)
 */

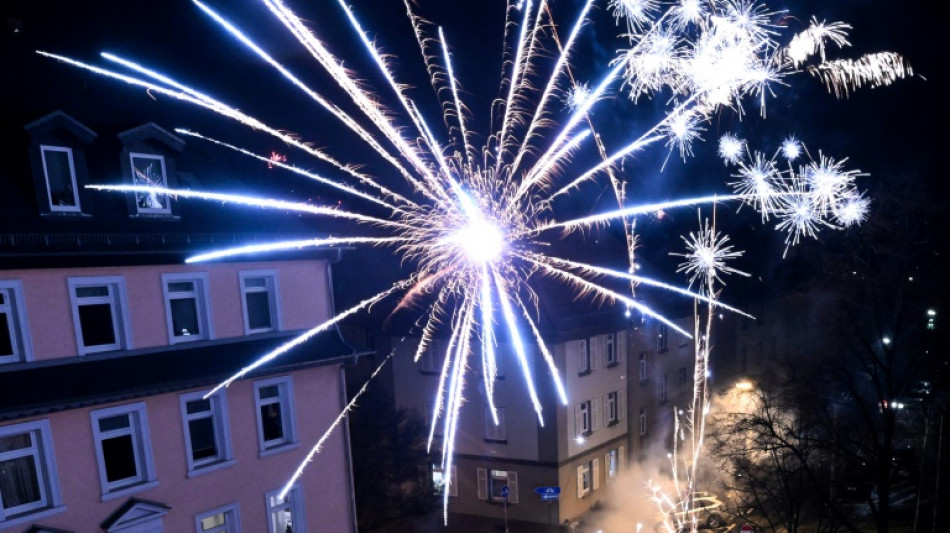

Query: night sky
left=1, top=0, right=945, bottom=327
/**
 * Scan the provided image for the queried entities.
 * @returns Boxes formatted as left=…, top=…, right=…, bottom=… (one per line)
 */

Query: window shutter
left=567, top=341, right=577, bottom=371
left=578, top=339, right=588, bottom=370
left=592, top=458, right=600, bottom=490
left=605, top=452, right=612, bottom=483
left=574, top=404, right=583, bottom=437
left=450, top=465, right=458, bottom=497
left=619, top=445, right=626, bottom=471
left=576, top=465, right=585, bottom=498
left=477, top=468, right=488, bottom=500
left=590, top=336, right=599, bottom=369
left=616, top=331, right=625, bottom=363
left=591, top=399, right=600, bottom=431
left=603, top=394, right=610, bottom=426
left=507, top=471, right=519, bottom=504
left=618, top=389, right=625, bottom=421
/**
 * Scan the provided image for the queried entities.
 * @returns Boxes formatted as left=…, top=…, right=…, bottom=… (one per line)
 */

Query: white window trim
left=90, top=402, right=157, bottom=501
left=639, top=408, right=647, bottom=436
left=179, top=390, right=235, bottom=477
left=254, top=376, right=298, bottom=455
left=604, top=333, right=617, bottom=367
left=0, top=419, right=63, bottom=526
left=265, top=485, right=305, bottom=533
left=194, top=502, right=241, bottom=533
left=656, top=323, right=669, bottom=352
left=0, top=280, right=34, bottom=365
left=578, top=339, right=591, bottom=375
left=577, top=462, right=591, bottom=498
left=129, top=152, right=170, bottom=215
left=239, top=270, right=281, bottom=335
left=39, top=145, right=80, bottom=213
left=68, top=276, right=133, bottom=356
left=162, top=272, right=214, bottom=344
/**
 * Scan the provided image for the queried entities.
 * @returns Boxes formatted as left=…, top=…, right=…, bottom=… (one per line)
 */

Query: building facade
left=0, top=111, right=362, bottom=532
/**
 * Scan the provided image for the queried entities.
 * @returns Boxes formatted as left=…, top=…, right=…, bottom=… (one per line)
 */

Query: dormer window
left=130, top=152, right=170, bottom=214
left=40, top=145, right=81, bottom=212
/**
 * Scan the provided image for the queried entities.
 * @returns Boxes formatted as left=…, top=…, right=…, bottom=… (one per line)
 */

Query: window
left=0, top=281, right=32, bottom=365
left=638, top=352, right=647, bottom=382
left=0, top=420, right=61, bottom=524
left=656, top=323, right=668, bottom=352
left=255, top=377, right=297, bottom=454
left=180, top=391, right=233, bottom=475
left=477, top=468, right=518, bottom=503
left=420, top=340, right=445, bottom=375
left=266, top=485, right=305, bottom=533
left=639, top=408, right=647, bottom=436
left=578, top=339, right=591, bottom=375
left=484, top=407, right=507, bottom=443
left=576, top=459, right=598, bottom=498
left=657, top=373, right=669, bottom=404
left=432, top=465, right=457, bottom=498
left=163, top=273, right=212, bottom=344
left=575, top=400, right=598, bottom=437
left=605, top=446, right=625, bottom=483
left=240, top=271, right=280, bottom=334
left=604, top=333, right=617, bottom=367
left=130, top=152, right=170, bottom=214
left=604, top=391, right=622, bottom=426
left=40, top=145, right=80, bottom=212
left=68, top=277, right=131, bottom=355
left=195, top=503, right=241, bottom=533
left=91, top=403, right=155, bottom=498
left=679, top=366, right=688, bottom=387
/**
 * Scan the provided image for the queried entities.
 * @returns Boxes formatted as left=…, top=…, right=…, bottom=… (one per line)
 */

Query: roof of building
left=0, top=330, right=370, bottom=422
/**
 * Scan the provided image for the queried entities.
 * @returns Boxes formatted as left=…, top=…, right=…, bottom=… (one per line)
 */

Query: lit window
left=130, top=152, right=170, bottom=214
left=68, top=277, right=131, bottom=355
left=0, top=420, right=62, bottom=524
left=240, top=271, right=279, bottom=334
left=604, top=391, right=622, bottom=426
left=255, top=377, right=297, bottom=453
left=638, top=352, right=647, bottom=382
left=477, top=468, right=518, bottom=503
left=91, top=403, right=155, bottom=498
left=163, top=273, right=212, bottom=344
left=656, top=323, right=668, bottom=352
left=39, top=145, right=80, bottom=212
left=432, top=465, right=457, bottom=497
left=605, top=446, right=624, bottom=483
left=266, top=485, right=304, bottom=533
left=578, top=339, right=591, bottom=375
left=576, top=459, right=598, bottom=497
left=180, top=391, right=233, bottom=475
left=604, top=333, right=617, bottom=367
left=639, top=408, right=647, bottom=436
left=484, top=406, right=507, bottom=443
left=0, top=281, right=32, bottom=365
left=195, top=503, right=240, bottom=533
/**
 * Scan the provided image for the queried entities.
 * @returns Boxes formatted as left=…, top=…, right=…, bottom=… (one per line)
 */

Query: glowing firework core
left=453, top=219, right=506, bottom=264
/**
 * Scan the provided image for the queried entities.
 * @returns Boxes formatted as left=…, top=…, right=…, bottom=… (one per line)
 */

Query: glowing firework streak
left=185, top=237, right=406, bottom=264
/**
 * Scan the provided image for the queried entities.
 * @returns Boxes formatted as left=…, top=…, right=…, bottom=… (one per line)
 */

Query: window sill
left=578, top=369, right=592, bottom=377
left=607, top=420, right=619, bottom=428
left=101, top=479, right=159, bottom=502
left=259, top=441, right=300, bottom=458
left=130, top=213, right=181, bottom=221
left=605, top=361, right=619, bottom=369
left=41, top=211, right=92, bottom=218
left=484, top=438, right=508, bottom=444
left=0, top=504, right=67, bottom=530
left=187, top=458, right=237, bottom=478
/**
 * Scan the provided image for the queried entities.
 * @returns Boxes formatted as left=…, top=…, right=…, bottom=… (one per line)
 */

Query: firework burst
left=39, top=0, right=908, bottom=519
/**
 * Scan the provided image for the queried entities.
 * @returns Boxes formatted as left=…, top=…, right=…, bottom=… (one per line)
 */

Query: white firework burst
left=672, top=213, right=750, bottom=293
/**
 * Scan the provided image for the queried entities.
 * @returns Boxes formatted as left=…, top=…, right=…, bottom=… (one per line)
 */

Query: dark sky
left=2, top=0, right=945, bottom=326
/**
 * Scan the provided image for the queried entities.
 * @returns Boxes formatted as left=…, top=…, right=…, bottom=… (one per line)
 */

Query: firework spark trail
left=438, top=27, right=473, bottom=166
left=277, top=350, right=394, bottom=501
left=87, top=185, right=410, bottom=230
left=184, top=237, right=406, bottom=264
left=427, top=300, right=467, bottom=452
left=205, top=279, right=410, bottom=399
left=495, top=0, right=536, bottom=174
left=480, top=269, right=500, bottom=423
left=514, top=294, right=568, bottom=405
left=492, top=269, right=546, bottom=423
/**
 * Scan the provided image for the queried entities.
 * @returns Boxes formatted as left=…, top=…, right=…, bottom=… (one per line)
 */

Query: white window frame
left=195, top=502, right=241, bottom=533
left=483, top=406, right=507, bottom=443
left=180, top=390, right=234, bottom=476
left=239, top=270, right=281, bottom=335
left=604, top=333, right=617, bottom=367
left=639, top=408, right=647, bottom=436
left=39, top=145, right=80, bottom=213
left=604, top=390, right=623, bottom=426
left=638, top=352, right=647, bottom=382
left=254, top=376, right=297, bottom=455
left=162, top=272, right=214, bottom=344
left=68, top=276, right=132, bottom=356
left=657, top=373, right=669, bottom=404
left=576, top=462, right=591, bottom=498
left=578, top=339, right=591, bottom=375
left=0, top=420, right=63, bottom=525
left=605, top=446, right=625, bottom=483
left=656, top=323, right=669, bottom=352
left=129, top=152, right=170, bottom=215
left=0, top=280, right=33, bottom=365
left=432, top=464, right=458, bottom=498
left=90, top=402, right=156, bottom=500
left=265, top=485, right=305, bottom=533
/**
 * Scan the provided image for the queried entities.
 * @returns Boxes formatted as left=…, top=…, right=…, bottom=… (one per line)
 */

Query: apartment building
left=0, top=111, right=362, bottom=532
